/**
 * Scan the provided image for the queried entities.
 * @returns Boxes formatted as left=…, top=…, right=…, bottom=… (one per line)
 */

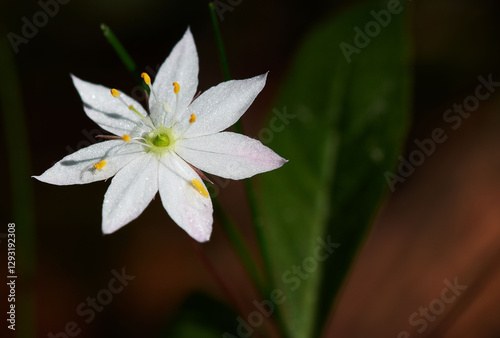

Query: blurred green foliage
left=257, top=0, right=411, bottom=337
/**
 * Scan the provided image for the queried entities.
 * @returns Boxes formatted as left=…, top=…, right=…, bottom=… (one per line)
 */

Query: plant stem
left=208, top=1, right=274, bottom=291
left=101, top=24, right=148, bottom=92
left=190, top=239, right=247, bottom=315
left=208, top=4, right=286, bottom=336
left=213, top=197, right=266, bottom=297
left=208, top=3, right=232, bottom=82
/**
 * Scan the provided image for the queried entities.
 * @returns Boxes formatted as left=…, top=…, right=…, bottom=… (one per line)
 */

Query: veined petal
left=151, top=28, right=198, bottom=124
left=158, top=153, right=212, bottom=242
left=150, top=101, right=175, bottom=129
left=71, top=75, right=148, bottom=136
left=174, top=73, right=267, bottom=138
left=175, top=132, right=287, bottom=180
left=102, top=153, right=158, bottom=234
left=33, top=140, right=144, bottom=185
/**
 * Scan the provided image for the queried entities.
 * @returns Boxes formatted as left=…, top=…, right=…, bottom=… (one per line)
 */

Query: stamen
left=141, top=72, right=158, bottom=102
left=110, top=89, right=120, bottom=98
left=171, top=82, right=181, bottom=125
left=176, top=113, right=198, bottom=139
left=94, top=160, right=107, bottom=170
left=191, top=179, right=209, bottom=198
left=111, top=89, right=135, bottom=110
left=110, top=88, right=156, bottom=130
left=122, top=134, right=131, bottom=142
left=128, top=105, right=140, bottom=115
left=141, top=72, right=151, bottom=85
left=129, top=105, right=156, bottom=129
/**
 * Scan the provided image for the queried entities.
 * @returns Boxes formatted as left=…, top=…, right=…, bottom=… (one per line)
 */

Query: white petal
left=175, top=132, right=287, bottom=180
left=174, top=73, right=267, bottom=138
left=151, top=28, right=198, bottom=126
left=71, top=75, right=148, bottom=136
left=33, top=140, right=144, bottom=185
left=158, top=153, right=212, bottom=242
left=102, top=153, right=158, bottom=234
left=150, top=101, right=175, bottom=129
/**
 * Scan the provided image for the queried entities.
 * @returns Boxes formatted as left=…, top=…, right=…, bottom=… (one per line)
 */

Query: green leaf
left=256, top=1, right=412, bottom=337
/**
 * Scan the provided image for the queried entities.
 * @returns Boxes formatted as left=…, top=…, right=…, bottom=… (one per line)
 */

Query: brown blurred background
left=2, top=0, right=500, bottom=337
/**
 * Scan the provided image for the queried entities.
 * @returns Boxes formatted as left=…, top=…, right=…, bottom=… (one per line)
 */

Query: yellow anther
left=110, top=89, right=120, bottom=98
left=191, top=179, right=209, bottom=198
left=141, top=72, right=151, bottom=85
left=173, top=82, right=180, bottom=94
left=94, top=160, right=107, bottom=170
left=128, top=105, right=141, bottom=115
left=189, top=114, right=196, bottom=123
left=122, top=134, right=130, bottom=142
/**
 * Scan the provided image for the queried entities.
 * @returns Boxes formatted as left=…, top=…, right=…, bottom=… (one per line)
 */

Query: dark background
left=2, top=0, right=500, bottom=337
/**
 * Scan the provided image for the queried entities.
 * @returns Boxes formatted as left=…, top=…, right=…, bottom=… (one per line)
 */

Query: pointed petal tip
left=177, top=218, right=212, bottom=243
left=101, top=220, right=114, bottom=235
left=102, top=218, right=124, bottom=235
left=256, top=72, right=268, bottom=85
left=267, top=154, right=288, bottom=173
left=101, top=226, right=114, bottom=235
left=31, top=172, right=54, bottom=184
left=193, top=232, right=211, bottom=243
left=250, top=72, right=268, bottom=95
left=32, top=174, right=51, bottom=184
left=181, top=26, right=195, bottom=44
left=70, top=73, right=80, bottom=84
left=181, top=218, right=213, bottom=243
left=195, top=226, right=212, bottom=242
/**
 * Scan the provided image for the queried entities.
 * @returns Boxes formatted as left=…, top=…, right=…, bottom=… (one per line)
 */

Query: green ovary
left=145, top=125, right=175, bottom=155
left=153, top=134, right=170, bottom=147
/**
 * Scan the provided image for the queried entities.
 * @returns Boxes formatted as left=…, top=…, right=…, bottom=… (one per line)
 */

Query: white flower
left=34, top=28, right=287, bottom=242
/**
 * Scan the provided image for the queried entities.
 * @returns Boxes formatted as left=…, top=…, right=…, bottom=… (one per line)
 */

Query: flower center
left=153, top=134, right=170, bottom=147
left=144, top=125, right=175, bottom=155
